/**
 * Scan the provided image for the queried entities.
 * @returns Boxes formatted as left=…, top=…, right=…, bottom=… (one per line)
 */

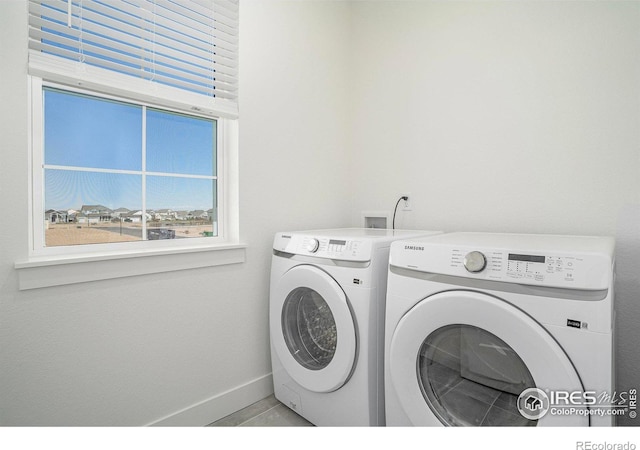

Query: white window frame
left=16, top=54, right=243, bottom=290
left=31, top=77, right=230, bottom=256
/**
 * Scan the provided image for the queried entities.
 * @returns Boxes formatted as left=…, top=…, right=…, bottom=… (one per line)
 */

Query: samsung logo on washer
left=404, top=245, right=425, bottom=251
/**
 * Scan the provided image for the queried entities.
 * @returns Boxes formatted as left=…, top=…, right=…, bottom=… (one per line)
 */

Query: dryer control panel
left=273, top=233, right=372, bottom=262
left=450, top=248, right=589, bottom=286
left=390, top=234, right=615, bottom=291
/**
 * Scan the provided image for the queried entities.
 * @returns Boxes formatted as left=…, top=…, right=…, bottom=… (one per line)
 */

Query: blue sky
left=44, top=88, right=216, bottom=212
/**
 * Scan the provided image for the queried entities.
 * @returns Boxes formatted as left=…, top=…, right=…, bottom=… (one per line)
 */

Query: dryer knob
left=306, top=238, right=320, bottom=253
left=464, top=251, right=487, bottom=273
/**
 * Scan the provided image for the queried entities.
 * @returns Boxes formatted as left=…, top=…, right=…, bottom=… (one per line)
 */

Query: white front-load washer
left=385, top=232, right=616, bottom=427
left=270, top=228, right=442, bottom=426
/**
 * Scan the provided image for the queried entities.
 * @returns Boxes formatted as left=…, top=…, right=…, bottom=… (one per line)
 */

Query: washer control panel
left=274, top=234, right=371, bottom=262
left=392, top=240, right=613, bottom=290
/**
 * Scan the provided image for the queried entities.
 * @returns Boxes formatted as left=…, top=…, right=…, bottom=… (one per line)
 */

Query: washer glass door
left=282, top=286, right=338, bottom=370
left=271, top=264, right=357, bottom=393
left=388, top=290, right=588, bottom=426
left=418, top=324, right=536, bottom=426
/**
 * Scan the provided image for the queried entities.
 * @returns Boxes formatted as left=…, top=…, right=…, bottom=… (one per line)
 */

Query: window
left=25, top=0, right=240, bottom=260
left=17, top=0, right=242, bottom=291
left=42, top=87, right=218, bottom=248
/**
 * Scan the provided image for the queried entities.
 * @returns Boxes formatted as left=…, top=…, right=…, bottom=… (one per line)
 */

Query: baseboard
left=146, top=373, right=274, bottom=427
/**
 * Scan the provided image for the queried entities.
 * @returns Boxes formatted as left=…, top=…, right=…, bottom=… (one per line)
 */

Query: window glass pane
left=146, top=176, right=216, bottom=239
left=418, top=324, right=537, bottom=427
left=44, top=88, right=142, bottom=171
left=44, top=169, right=142, bottom=247
left=39, top=86, right=221, bottom=250
left=146, top=109, right=216, bottom=176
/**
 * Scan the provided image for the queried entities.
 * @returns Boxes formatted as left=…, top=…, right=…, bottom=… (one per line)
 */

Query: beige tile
left=208, top=395, right=313, bottom=427
left=240, top=404, right=313, bottom=427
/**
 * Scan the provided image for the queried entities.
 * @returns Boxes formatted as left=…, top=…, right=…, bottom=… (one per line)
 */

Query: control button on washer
left=464, top=251, right=487, bottom=273
left=306, top=238, right=320, bottom=253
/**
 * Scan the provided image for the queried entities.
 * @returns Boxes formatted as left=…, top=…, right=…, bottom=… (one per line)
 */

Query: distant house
left=188, top=210, right=208, bottom=220
left=112, top=207, right=131, bottom=218
left=77, top=205, right=113, bottom=224
left=121, top=210, right=152, bottom=223
left=154, top=209, right=177, bottom=221
left=135, top=211, right=152, bottom=222
left=45, top=209, right=69, bottom=223
left=175, top=211, right=190, bottom=221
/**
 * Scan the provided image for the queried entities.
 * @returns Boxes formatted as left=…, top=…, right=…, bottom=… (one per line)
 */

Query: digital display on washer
left=329, top=239, right=346, bottom=246
left=508, top=253, right=545, bottom=263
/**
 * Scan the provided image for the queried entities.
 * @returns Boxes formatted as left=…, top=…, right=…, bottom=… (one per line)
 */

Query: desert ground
left=45, top=222, right=214, bottom=246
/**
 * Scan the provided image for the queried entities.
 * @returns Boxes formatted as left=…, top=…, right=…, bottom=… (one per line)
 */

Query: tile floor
left=208, top=395, right=313, bottom=427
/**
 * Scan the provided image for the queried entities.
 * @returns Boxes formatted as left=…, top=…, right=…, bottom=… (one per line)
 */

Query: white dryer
left=270, top=228, right=442, bottom=426
left=385, top=232, right=616, bottom=427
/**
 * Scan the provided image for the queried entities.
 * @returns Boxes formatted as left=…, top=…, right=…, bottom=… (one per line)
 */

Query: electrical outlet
left=401, top=193, right=412, bottom=211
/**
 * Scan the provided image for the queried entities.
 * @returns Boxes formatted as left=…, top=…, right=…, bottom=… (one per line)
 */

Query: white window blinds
left=28, top=0, right=238, bottom=116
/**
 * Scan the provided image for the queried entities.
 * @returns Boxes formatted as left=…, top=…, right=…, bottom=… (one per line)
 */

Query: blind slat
left=153, top=0, right=239, bottom=39
left=84, top=0, right=238, bottom=52
left=28, top=0, right=239, bottom=104
left=31, top=41, right=238, bottom=100
left=29, top=8, right=238, bottom=74
left=29, top=19, right=238, bottom=79
left=30, top=35, right=239, bottom=94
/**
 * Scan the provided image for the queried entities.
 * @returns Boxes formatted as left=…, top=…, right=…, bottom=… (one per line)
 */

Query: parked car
left=147, top=229, right=175, bottom=240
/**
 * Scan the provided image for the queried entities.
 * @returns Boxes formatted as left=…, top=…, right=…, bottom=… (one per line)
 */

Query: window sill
left=14, top=243, right=247, bottom=290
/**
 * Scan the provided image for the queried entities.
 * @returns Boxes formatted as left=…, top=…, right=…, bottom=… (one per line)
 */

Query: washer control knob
left=306, top=238, right=320, bottom=253
left=464, top=251, right=487, bottom=273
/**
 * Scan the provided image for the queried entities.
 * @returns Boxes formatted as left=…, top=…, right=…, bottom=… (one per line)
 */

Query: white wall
left=349, top=1, right=639, bottom=235
left=0, top=0, right=351, bottom=425
left=348, top=1, right=640, bottom=426
left=2, top=0, right=638, bottom=427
